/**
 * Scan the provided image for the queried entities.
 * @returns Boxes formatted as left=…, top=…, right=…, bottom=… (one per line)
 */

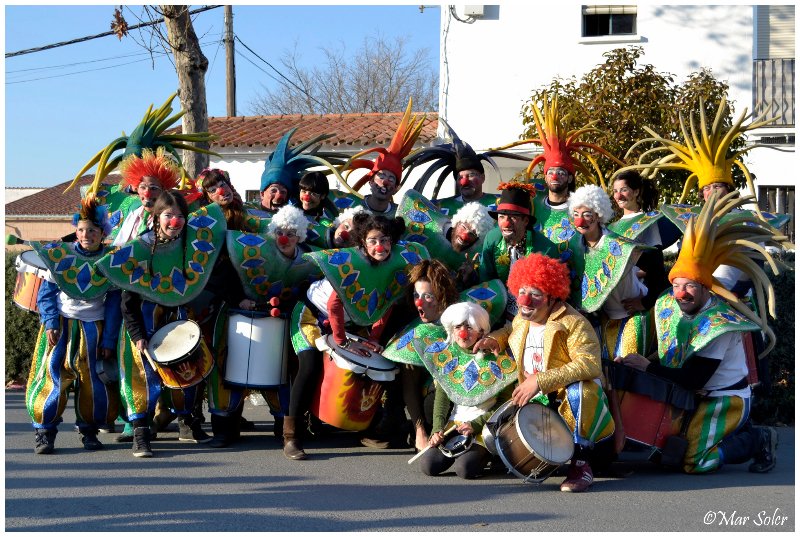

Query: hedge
left=5, top=251, right=40, bottom=384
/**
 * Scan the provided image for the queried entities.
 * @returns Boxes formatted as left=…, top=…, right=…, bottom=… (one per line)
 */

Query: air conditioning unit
left=464, top=5, right=485, bottom=18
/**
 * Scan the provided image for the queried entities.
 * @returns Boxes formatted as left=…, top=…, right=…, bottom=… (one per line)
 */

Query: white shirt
left=696, top=330, right=750, bottom=399
left=589, top=232, right=647, bottom=319
left=112, top=205, right=149, bottom=246
left=307, top=279, right=351, bottom=323
left=620, top=211, right=663, bottom=247
left=522, top=324, right=546, bottom=375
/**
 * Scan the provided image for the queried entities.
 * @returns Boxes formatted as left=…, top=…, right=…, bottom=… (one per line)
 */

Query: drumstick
left=407, top=424, right=458, bottom=464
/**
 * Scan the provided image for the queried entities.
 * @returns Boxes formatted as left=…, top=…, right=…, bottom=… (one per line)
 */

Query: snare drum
left=14, top=250, right=50, bottom=313
left=482, top=399, right=517, bottom=456
left=495, top=403, right=574, bottom=484
left=224, top=310, right=288, bottom=389
left=606, top=360, right=695, bottom=450
left=146, top=320, right=214, bottom=390
left=311, top=334, right=398, bottom=431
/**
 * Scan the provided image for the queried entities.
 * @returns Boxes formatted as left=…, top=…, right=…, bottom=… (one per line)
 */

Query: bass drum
left=224, top=310, right=288, bottom=389
left=13, top=250, right=50, bottom=313
left=311, top=334, right=398, bottom=432
left=495, top=403, right=574, bottom=484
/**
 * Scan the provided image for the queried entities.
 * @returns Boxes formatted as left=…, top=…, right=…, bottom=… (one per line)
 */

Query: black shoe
left=208, top=415, right=235, bottom=449
left=132, top=427, right=153, bottom=458
left=749, top=426, right=778, bottom=473
left=239, top=415, right=256, bottom=431
left=178, top=416, right=211, bottom=443
left=79, top=429, right=104, bottom=451
left=34, top=429, right=57, bottom=455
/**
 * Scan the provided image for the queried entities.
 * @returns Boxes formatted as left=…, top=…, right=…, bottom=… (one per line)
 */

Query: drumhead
left=148, top=320, right=202, bottom=364
left=17, top=250, right=48, bottom=272
left=228, top=308, right=269, bottom=319
left=320, top=334, right=397, bottom=373
left=515, top=403, right=574, bottom=465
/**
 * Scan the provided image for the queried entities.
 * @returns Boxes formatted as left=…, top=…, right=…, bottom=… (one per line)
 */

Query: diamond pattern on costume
left=111, top=246, right=133, bottom=267
left=401, top=251, right=422, bottom=265
left=243, top=258, right=264, bottom=269
left=397, top=329, right=415, bottom=349
left=76, top=264, right=92, bottom=291
left=395, top=271, right=408, bottom=285
left=269, top=281, right=284, bottom=296
left=367, top=289, right=379, bottom=316
left=189, top=214, right=215, bottom=229
left=467, top=286, right=496, bottom=301
left=56, top=256, right=75, bottom=273
left=489, top=361, right=502, bottom=379
left=192, top=239, right=215, bottom=253
left=189, top=261, right=204, bottom=274
left=426, top=341, right=447, bottom=353
left=237, top=234, right=265, bottom=247
left=406, top=234, right=428, bottom=243
left=130, top=266, right=145, bottom=284
left=171, top=268, right=187, bottom=295
left=698, top=316, right=711, bottom=335
left=334, top=198, right=355, bottom=209
left=150, top=274, right=161, bottom=290
left=341, top=271, right=359, bottom=287
left=408, top=209, right=431, bottom=224
left=609, top=240, right=622, bottom=256
left=352, top=288, right=364, bottom=302
left=329, top=251, right=351, bottom=266
left=463, top=361, right=479, bottom=390
left=443, top=357, right=459, bottom=375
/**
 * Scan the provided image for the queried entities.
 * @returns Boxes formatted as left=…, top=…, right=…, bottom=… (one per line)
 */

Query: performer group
left=17, top=93, right=788, bottom=493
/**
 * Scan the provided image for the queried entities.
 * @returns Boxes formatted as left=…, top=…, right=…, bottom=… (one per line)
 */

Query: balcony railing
left=753, top=58, right=795, bottom=127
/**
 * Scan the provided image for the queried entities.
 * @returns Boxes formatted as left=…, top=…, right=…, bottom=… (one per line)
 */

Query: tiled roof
left=201, top=112, right=439, bottom=148
left=5, top=174, right=120, bottom=217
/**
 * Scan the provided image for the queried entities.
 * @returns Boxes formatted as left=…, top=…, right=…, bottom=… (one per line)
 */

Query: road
left=5, top=391, right=795, bottom=532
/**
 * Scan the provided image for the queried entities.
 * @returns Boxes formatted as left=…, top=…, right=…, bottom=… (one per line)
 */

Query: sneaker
left=115, top=421, right=134, bottom=443
left=79, top=430, right=104, bottom=451
left=749, top=426, right=778, bottom=473
left=178, top=417, right=211, bottom=443
left=132, top=427, right=153, bottom=458
left=34, top=429, right=57, bottom=455
left=560, top=460, right=593, bottom=493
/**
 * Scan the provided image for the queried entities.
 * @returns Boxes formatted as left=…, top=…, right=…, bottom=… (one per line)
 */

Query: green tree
left=5, top=252, right=40, bottom=384
left=520, top=46, right=746, bottom=205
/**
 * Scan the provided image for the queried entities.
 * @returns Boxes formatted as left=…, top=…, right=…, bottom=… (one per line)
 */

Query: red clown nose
left=375, top=245, right=385, bottom=253
left=277, top=235, right=290, bottom=246
left=300, top=193, right=311, bottom=202
left=459, top=177, right=470, bottom=187
left=215, top=186, right=225, bottom=196
left=517, top=293, right=533, bottom=307
left=414, top=298, right=424, bottom=308
left=574, top=217, right=587, bottom=228
left=457, top=329, right=470, bottom=340
left=458, top=229, right=472, bottom=241
left=168, top=217, right=182, bottom=228
left=339, top=230, right=350, bottom=240
left=143, top=189, right=157, bottom=199
left=674, top=289, right=688, bottom=300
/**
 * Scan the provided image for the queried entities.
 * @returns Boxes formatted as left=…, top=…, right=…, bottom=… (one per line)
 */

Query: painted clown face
left=452, top=320, right=482, bottom=350
left=333, top=218, right=356, bottom=247
left=261, top=183, right=289, bottom=212
left=612, top=179, right=640, bottom=214
left=671, top=277, right=710, bottom=316
left=571, top=205, right=601, bottom=241
left=137, top=176, right=163, bottom=209
left=206, top=180, right=234, bottom=206
left=274, top=227, right=300, bottom=257
left=545, top=166, right=572, bottom=195
left=517, top=286, right=554, bottom=325
left=450, top=222, right=479, bottom=253
left=369, top=170, right=398, bottom=201
left=456, top=169, right=485, bottom=200
left=364, top=229, right=392, bottom=263
left=158, top=205, right=186, bottom=240
left=413, top=280, right=442, bottom=323
left=299, top=188, right=323, bottom=211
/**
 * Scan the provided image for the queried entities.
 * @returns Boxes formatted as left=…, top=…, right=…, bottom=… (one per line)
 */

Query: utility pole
left=224, top=5, right=236, bottom=116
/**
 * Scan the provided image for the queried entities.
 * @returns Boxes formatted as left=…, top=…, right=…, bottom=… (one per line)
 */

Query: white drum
left=224, top=310, right=288, bottom=389
left=315, top=333, right=398, bottom=382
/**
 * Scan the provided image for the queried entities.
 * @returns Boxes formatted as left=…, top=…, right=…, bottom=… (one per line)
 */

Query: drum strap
left=719, top=376, right=749, bottom=392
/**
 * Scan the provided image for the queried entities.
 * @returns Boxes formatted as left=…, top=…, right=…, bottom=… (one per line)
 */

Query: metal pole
left=224, top=5, right=236, bottom=117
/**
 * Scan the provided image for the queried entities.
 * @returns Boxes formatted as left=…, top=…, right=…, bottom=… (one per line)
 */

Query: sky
left=4, top=4, right=441, bottom=188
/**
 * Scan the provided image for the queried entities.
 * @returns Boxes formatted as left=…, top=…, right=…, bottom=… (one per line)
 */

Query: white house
left=438, top=4, right=794, bottom=237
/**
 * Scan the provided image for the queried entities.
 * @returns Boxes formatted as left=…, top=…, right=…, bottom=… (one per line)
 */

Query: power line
left=6, top=5, right=222, bottom=58
left=234, top=35, right=325, bottom=110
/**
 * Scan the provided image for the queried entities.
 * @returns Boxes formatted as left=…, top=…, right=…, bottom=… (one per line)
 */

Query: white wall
left=439, top=4, right=793, bottom=188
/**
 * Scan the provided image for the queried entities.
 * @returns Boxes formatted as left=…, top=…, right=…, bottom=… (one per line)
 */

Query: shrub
left=5, top=251, right=40, bottom=384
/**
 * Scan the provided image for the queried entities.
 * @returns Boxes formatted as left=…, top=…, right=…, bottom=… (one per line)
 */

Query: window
left=245, top=190, right=260, bottom=203
left=582, top=5, right=637, bottom=37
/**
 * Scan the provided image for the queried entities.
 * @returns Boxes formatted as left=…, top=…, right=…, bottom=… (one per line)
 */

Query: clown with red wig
left=475, top=253, right=615, bottom=493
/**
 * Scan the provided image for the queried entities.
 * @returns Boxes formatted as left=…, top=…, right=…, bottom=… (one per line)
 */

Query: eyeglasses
left=274, top=229, right=298, bottom=238
left=365, top=236, right=392, bottom=247
left=413, top=292, right=436, bottom=302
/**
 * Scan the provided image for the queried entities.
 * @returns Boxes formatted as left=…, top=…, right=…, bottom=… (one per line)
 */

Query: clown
left=475, top=253, right=615, bottom=493
left=26, top=195, right=122, bottom=454
left=616, top=191, right=784, bottom=474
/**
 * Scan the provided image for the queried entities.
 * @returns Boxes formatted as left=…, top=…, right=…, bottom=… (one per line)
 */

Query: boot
left=282, top=416, right=307, bottom=460
left=34, top=428, right=57, bottom=455
left=208, top=414, right=234, bottom=448
left=78, top=426, right=104, bottom=451
left=132, top=427, right=153, bottom=458
left=178, top=415, right=211, bottom=443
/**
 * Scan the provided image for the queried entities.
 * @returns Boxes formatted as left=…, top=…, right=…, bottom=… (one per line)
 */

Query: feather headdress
left=118, top=147, right=181, bottom=191
left=493, top=93, right=623, bottom=189
left=404, top=118, right=529, bottom=198
left=669, top=190, right=791, bottom=357
left=72, top=192, right=113, bottom=236
left=339, top=99, right=426, bottom=193
left=614, top=97, right=785, bottom=205
left=260, top=129, right=346, bottom=197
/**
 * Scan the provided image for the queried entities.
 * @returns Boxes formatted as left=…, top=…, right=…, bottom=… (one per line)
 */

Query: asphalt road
left=5, top=391, right=795, bottom=532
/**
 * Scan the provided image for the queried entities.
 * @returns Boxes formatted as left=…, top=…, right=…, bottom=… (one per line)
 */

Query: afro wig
left=333, top=206, right=367, bottom=228
left=568, top=184, right=614, bottom=225
left=440, top=301, right=490, bottom=345
left=267, top=205, right=310, bottom=243
left=507, top=253, right=571, bottom=301
left=451, top=202, right=494, bottom=238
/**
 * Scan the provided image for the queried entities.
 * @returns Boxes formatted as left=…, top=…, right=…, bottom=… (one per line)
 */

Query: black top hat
left=488, top=185, right=536, bottom=227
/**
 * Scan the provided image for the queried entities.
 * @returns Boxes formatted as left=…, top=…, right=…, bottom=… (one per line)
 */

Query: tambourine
left=95, top=358, right=118, bottom=385
left=438, top=433, right=474, bottom=458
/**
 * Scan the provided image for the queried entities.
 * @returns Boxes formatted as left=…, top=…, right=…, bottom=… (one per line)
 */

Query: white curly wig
left=268, top=205, right=309, bottom=243
left=568, top=184, right=614, bottom=225
left=451, top=202, right=494, bottom=238
left=440, top=301, right=490, bottom=346
left=333, top=205, right=367, bottom=227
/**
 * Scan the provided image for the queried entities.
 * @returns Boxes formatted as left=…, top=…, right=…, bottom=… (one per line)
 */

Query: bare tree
left=249, top=35, right=438, bottom=115
left=114, top=6, right=212, bottom=179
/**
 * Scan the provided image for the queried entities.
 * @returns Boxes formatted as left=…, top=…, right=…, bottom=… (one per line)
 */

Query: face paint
left=459, top=177, right=470, bottom=187
left=457, top=328, right=470, bottom=340
left=517, top=293, right=533, bottom=307
left=375, top=245, right=385, bottom=253
left=574, top=217, right=587, bottom=228
left=169, top=217, right=182, bottom=228
left=414, top=298, right=424, bottom=308
left=277, top=235, right=289, bottom=246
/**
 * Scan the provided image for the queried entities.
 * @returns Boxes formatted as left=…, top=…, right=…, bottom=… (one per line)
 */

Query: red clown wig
left=507, top=253, right=571, bottom=301
left=119, top=147, right=181, bottom=191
